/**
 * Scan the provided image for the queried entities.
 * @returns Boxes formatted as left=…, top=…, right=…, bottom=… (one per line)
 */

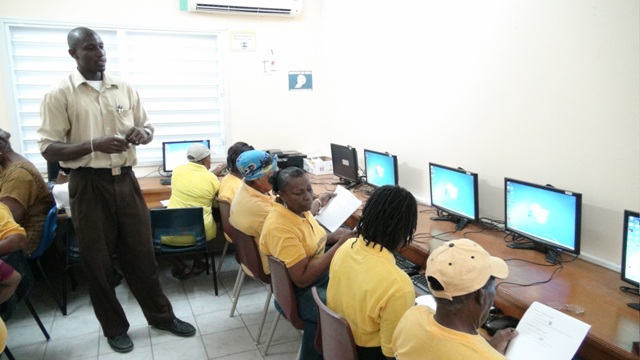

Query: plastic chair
left=311, top=286, right=358, bottom=360
left=215, top=199, right=234, bottom=278
left=228, top=228, right=271, bottom=344
left=150, top=207, right=218, bottom=295
left=263, top=256, right=304, bottom=356
left=25, top=205, right=64, bottom=314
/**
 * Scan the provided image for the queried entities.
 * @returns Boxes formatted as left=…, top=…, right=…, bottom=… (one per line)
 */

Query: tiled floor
left=2, top=253, right=302, bottom=359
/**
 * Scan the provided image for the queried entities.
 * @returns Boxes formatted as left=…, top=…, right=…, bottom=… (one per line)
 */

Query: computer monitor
left=363, top=149, right=398, bottom=188
left=162, top=140, right=211, bottom=173
left=429, top=163, right=479, bottom=231
left=621, top=209, right=640, bottom=309
left=504, top=178, right=582, bottom=264
left=330, top=143, right=359, bottom=189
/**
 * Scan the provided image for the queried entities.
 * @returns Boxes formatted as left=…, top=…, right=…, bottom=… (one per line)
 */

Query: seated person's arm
left=287, top=230, right=354, bottom=289
left=310, top=191, right=336, bottom=216
left=488, top=328, right=518, bottom=354
left=0, top=197, right=25, bottom=223
left=0, top=233, right=28, bottom=257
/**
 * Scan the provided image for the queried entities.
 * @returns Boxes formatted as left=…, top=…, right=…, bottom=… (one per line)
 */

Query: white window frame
left=0, top=19, right=229, bottom=174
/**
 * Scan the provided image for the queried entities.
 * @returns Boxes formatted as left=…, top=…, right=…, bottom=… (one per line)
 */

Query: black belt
left=72, top=166, right=132, bottom=176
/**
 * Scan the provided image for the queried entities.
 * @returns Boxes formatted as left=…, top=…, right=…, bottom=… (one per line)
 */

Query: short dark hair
left=430, top=276, right=496, bottom=310
left=227, top=142, right=254, bottom=174
left=356, top=185, right=417, bottom=252
left=270, top=167, right=306, bottom=194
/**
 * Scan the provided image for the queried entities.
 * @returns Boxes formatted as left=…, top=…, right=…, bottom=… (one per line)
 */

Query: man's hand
left=489, top=327, right=518, bottom=354
left=125, top=127, right=152, bottom=145
left=92, top=135, right=130, bottom=154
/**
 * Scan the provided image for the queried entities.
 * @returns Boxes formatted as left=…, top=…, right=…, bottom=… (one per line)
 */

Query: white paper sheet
left=505, top=301, right=591, bottom=360
left=160, top=199, right=169, bottom=207
left=314, top=185, right=362, bottom=232
left=415, top=295, right=437, bottom=311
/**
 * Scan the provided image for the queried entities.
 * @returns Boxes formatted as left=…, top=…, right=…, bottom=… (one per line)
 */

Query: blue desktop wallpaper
left=430, top=165, right=477, bottom=219
left=506, top=181, right=579, bottom=250
left=164, top=140, right=209, bottom=172
left=624, top=212, right=640, bottom=284
left=365, top=151, right=397, bottom=187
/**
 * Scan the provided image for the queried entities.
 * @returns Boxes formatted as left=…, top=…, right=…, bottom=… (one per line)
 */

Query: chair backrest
left=267, top=255, right=304, bottom=330
left=150, top=207, right=207, bottom=252
left=234, top=228, right=270, bottom=285
left=312, top=286, right=358, bottom=360
left=26, top=205, right=58, bottom=260
left=217, top=198, right=234, bottom=243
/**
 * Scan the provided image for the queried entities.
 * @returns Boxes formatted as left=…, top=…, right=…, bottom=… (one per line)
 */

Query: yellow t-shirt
left=327, top=236, right=414, bottom=356
left=218, top=173, right=243, bottom=243
left=392, top=306, right=508, bottom=360
left=229, top=182, right=275, bottom=274
left=259, top=203, right=326, bottom=274
left=168, top=162, right=220, bottom=241
left=0, top=202, right=27, bottom=240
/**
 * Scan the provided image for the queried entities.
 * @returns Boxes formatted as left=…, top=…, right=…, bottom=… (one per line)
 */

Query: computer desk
left=309, top=174, right=640, bottom=360
left=138, top=177, right=171, bottom=209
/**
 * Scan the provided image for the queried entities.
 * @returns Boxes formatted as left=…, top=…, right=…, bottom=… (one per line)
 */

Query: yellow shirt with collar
left=0, top=202, right=27, bottom=240
left=259, top=203, right=327, bottom=274
left=168, top=162, right=220, bottom=241
left=392, top=306, right=508, bottom=360
left=327, top=236, right=414, bottom=356
left=229, top=182, right=275, bottom=274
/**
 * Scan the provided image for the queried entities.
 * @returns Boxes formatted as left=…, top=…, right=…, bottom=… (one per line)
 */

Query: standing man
left=37, top=27, right=195, bottom=354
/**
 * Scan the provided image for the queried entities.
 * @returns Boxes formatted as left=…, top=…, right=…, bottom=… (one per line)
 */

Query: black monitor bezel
left=162, top=139, right=211, bottom=173
left=330, top=143, right=359, bottom=185
left=428, top=162, right=480, bottom=223
left=621, top=209, right=640, bottom=288
left=363, top=148, right=398, bottom=188
left=504, top=177, right=582, bottom=256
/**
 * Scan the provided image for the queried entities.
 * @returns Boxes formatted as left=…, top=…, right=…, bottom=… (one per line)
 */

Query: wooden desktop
left=308, top=174, right=639, bottom=360
left=138, top=176, right=172, bottom=209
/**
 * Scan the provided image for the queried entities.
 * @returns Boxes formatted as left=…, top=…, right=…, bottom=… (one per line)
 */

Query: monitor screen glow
left=504, top=178, right=582, bottom=255
left=429, top=163, right=479, bottom=222
left=364, top=149, right=398, bottom=188
left=162, top=140, right=211, bottom=173
left=622, top=210, right=640, bottom=287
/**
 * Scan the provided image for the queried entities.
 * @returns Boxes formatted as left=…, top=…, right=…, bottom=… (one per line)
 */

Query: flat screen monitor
left=504, top=178, right=582, bottom=264
left=162, top=140, right=211, bottom=173
left=621, top=210, right=640, bottom=289
left=330, top=143, right=359, bottom=188
left=429, top=163, right=479, bottom=231
left=363, top=149, right=398, bottom=188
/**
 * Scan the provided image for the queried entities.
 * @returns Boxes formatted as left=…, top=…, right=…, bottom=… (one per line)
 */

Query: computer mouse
left=483, top=315, right=520, bottom=336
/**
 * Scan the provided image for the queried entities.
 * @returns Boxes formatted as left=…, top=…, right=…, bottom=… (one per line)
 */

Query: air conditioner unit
left=187, top=0, right=302, bottom=17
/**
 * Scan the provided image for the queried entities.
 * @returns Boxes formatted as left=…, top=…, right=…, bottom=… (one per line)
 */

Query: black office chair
left=150, top=207, right=218, bottom=295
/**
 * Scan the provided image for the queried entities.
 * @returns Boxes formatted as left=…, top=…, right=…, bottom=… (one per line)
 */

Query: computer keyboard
left=160, top=178, right=171, bottom=185
left=410, top=273, right=431, bottom=295
left=393, top=252, right=420, bottom=277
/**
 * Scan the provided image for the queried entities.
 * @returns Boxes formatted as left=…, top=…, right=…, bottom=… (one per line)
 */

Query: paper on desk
left=505, top=301, right=591, bottom=360
left=415, top=295, right=437, bottom=311
left=314, top=185, right=362, bottom=232
left=160, top=199, right=169, bottom=207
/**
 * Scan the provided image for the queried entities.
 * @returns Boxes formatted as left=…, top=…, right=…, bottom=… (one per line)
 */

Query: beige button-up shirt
left=38, top=70, right=153, bottom=169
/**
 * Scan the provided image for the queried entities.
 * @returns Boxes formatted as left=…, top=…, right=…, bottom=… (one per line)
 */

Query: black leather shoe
left=154, top=318, right=196, bottom=337
left=107, top=333, right=133, bottom=353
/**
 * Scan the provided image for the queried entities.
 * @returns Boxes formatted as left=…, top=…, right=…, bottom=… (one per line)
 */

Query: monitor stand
left=431, top=215, right=470, bottom=231
left=507, top=241, right=561, bottom=264
left=332, top=179, right=357, bottom=190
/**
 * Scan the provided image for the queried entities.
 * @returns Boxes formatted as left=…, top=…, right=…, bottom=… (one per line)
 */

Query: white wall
left=1, top=0, right=638, bottom=267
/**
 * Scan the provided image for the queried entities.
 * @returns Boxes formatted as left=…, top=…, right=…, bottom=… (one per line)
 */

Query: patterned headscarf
left=236, top=150, right=278, bottom=181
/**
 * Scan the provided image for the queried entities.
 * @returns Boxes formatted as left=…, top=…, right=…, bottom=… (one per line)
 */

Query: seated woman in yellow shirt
left=167, top=143, right=220, bottom=279
left=327, top=185, right=418, bottom=360
left=259, top=167, right=353, bottom=360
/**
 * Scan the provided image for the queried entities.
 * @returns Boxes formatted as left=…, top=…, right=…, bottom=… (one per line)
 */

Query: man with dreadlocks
left=327, top=185, right=418, bottom=360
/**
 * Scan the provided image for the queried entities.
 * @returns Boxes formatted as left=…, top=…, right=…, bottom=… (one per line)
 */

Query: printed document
left=315, top=185, right=362, bottom=232
left=505, top=301, right=591, bottom=360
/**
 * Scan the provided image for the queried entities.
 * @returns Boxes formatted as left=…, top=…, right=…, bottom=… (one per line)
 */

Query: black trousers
left=69, top=168, right=174, bottom=337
